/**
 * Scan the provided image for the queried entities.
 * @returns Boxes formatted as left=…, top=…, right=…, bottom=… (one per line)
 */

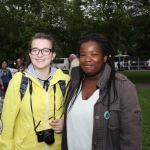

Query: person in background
left=144, top=61, right=148, bottom=70
left=148, top=59, right=150, bottom=70
left=127, top=59, right=131, bottom=70
left=16, top=58, right=25, bottom=71
left=0, top=78, right=3, bottom=96
left=62, top=33, right=142, bottom=150
left=117, top=61, right=121, bottom=71
left=0, top=62, right=12, bottom=97
left=69, top=53, right=79, bottom=77
left=0, top=33, right=70, bottom=150
left=0, top=78, right=4, bottom=113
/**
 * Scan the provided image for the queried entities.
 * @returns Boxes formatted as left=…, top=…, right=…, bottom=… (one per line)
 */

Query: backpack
left=20, top=73, right=66, bottom=100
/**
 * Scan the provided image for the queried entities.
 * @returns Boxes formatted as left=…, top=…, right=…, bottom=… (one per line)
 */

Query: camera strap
left=29, top=79, right=56, bottom=133
left=53, top=84, right=56, bottom=120
left=29, top=79, right=38, bottom=132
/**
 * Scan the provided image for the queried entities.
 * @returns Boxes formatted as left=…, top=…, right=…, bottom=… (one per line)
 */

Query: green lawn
left=65, top=70, right=150, bottom=83
left=118, top=71, right=150, bottom=83
left=137, top=88, right=150, bottom=150
left=119, top=71, right=150, bottom=149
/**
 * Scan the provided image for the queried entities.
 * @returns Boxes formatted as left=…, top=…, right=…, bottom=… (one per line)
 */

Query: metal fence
left=123, top=56, right=150, bottom=70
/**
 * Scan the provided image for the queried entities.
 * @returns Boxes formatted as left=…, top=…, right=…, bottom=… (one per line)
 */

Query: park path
left=134, top=83, right=150, bottom=89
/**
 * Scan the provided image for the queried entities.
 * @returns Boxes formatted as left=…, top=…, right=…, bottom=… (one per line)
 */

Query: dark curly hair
left=67, top=33, right=117, bottom=111
left=77, top=33, right=112, bottom=57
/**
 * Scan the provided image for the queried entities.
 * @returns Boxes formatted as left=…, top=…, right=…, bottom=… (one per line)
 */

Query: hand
left=50, top=119, right=64, bottom=133
left=1, top=85, right=4, bottom=89
left=12, top=70, right=17, bottom=74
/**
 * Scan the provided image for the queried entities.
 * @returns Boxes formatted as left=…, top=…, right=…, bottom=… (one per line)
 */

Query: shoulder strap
left=20, top=73, right=29, bottom=100
left=20, top=75, right=66, bottom=99
left=58, top=80, right=66, bottom=95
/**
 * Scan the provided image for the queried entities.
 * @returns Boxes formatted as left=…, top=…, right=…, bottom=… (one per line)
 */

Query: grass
left=65, top=70, right=150, bottom=83
left=136, top=88, right=150, bottom=150
left=118, top=71, right=150, bottom=83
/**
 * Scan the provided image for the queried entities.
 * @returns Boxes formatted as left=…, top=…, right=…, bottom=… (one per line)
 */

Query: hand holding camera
left=35, top=118, right=64, bottom=145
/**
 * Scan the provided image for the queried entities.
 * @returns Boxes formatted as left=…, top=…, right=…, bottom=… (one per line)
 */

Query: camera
left=36, top=129, right=55, bottom=145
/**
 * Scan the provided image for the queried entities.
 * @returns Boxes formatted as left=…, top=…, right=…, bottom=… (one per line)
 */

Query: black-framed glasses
left=30, top=48, right=52, bottom=55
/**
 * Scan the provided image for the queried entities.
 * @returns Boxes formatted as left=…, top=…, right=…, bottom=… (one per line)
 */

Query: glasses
left=30, top=48, right=52, bottom=55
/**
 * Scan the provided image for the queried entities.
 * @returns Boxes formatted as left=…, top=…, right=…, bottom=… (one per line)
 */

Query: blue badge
left=104, top=111, right=110, bottom=119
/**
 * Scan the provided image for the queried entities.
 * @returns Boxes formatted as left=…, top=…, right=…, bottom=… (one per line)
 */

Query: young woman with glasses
left=0, top=33, right=70, bottom=150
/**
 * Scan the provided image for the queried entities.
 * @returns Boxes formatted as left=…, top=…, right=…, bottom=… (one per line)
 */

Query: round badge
left=104, top=111, right=110, bottom=119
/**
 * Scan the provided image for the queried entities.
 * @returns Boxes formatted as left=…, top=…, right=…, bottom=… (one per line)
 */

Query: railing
left=117, top=56, right=150, bottom=71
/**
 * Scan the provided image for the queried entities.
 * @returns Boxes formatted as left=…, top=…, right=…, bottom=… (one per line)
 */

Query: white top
left=67, top=89, right=100, bottom=150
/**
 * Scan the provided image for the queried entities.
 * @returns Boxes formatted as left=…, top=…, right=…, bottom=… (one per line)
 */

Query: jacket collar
left=96, top=63, right=111, bottom=91
left=25, top=63, right=57, bottom=79
left=71, top=63, right=111, bottom=91
left=24, top=66, right=65, bottom=87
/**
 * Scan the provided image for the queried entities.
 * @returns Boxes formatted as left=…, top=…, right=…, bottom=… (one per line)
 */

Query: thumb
left=52, top=119, right=59, bottom=123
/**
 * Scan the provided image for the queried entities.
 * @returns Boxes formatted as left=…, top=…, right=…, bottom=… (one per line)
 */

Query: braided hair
left=77, top=33, right=111, bottom=57
left=67, top=33, right=117, bottom=111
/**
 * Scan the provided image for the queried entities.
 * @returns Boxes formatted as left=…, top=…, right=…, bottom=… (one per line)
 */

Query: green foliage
left=132, top=13, right=150, bottom=56
left=0, top=0, right=150, bottom=64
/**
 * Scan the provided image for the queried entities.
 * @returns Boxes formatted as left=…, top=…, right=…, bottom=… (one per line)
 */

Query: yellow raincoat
left=0, top=68, right=70, bottom=150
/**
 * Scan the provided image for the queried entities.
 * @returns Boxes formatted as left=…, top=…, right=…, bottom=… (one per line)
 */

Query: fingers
left=52, top=127, right=62, bottom=134
left=50, top=119, right=64, bottom=133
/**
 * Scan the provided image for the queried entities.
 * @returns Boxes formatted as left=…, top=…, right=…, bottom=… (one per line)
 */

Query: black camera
left=36, top=129, right=55, bottom=145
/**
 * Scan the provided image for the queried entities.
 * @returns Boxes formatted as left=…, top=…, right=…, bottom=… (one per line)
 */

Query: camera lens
left=43, top=130, right=55, bottom=145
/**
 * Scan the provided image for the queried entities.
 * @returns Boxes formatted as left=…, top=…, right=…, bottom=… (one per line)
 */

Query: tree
left=0, top=0, right=150, bottom=65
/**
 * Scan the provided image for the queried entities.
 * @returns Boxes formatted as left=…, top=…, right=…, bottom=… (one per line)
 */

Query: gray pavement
left=134, top=83, right=150, bottom=89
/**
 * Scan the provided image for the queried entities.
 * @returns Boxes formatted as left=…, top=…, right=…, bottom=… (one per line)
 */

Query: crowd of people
left=0, top=33, right=142, bottom=150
